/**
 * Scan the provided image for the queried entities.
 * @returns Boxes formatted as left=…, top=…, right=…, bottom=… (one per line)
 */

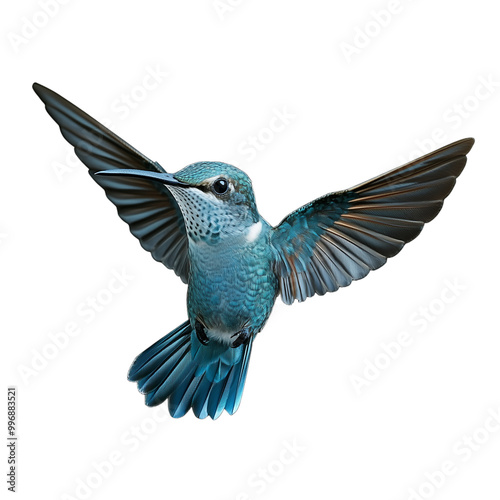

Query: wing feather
left=33, top=83, right=189, bottom=282
left=271, top=138, right=474, bottom=304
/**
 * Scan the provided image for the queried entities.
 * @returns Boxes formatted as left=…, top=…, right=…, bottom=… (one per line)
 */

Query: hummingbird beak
left=95, top=169, right=190, bottom=188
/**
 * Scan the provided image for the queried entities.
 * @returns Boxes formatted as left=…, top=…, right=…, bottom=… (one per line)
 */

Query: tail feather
left=191, top=374, right=214, bottom=419
left=128, top=321, right=254, bottom=419
left=225, top=338, right=253, bottom=415
left=207, top=365, right=238, bottom=419
left=128, top=322, right=189, bottom=381
left=145, top=348, right=192, bottom=406
left=139, top=338, right=190, bottom=394
left=167, top=367, right=202, bottom=418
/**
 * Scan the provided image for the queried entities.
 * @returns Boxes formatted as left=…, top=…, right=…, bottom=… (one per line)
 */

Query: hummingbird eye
left=212, top=178, right=229, bottom=195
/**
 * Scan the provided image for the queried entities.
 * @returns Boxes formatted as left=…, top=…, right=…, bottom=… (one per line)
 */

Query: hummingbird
left=33, top=83, right=474, bottom=419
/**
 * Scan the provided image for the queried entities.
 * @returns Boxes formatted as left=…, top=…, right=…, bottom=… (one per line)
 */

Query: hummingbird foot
left=195, top=319, right=210, bottom=346
left=231, top=328, right=251, bottom=348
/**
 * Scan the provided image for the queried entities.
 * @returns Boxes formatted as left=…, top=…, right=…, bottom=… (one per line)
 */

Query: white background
left=2, top=1, right=500, bottom=499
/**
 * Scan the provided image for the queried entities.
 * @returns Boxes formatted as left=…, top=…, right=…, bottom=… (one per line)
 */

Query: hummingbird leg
left=195, top=319, right=209, bottom=346
left=231, top=328, right=251, bottom=348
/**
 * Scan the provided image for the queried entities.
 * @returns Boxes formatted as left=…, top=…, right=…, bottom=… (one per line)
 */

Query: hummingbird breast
left=186, top=222, right=279, bottom=343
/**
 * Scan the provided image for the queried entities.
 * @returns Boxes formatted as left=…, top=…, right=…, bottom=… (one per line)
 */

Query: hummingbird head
left=97, top=161, right=260, bottom=244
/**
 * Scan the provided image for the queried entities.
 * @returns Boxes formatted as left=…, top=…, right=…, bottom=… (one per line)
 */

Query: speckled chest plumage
left=187, top=221, right=279, bottom=339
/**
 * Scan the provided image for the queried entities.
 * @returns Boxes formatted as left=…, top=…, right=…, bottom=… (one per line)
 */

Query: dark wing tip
left=447, top=137, right=475, bottom=159
left=33, top=82, right=93, bottom=124
left=406, top=137, right=475, bottom=167
left=457, top=137, right=475, bottom=154
left=423, top=136, right=475, bottom=156
left=33, top=82, right=55, bottom=102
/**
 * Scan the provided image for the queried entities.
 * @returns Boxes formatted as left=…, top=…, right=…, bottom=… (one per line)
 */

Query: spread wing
left=33, top=83, right=189, bottom=283
left=271, top=138, right=474, bottom=304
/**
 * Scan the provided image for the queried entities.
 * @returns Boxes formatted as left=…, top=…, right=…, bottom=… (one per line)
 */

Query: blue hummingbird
left=33, top=83, right=474, bottom=419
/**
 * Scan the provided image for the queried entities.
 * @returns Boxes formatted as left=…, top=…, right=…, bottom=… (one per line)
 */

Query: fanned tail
left=128, top=321, right=253, bottom=419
